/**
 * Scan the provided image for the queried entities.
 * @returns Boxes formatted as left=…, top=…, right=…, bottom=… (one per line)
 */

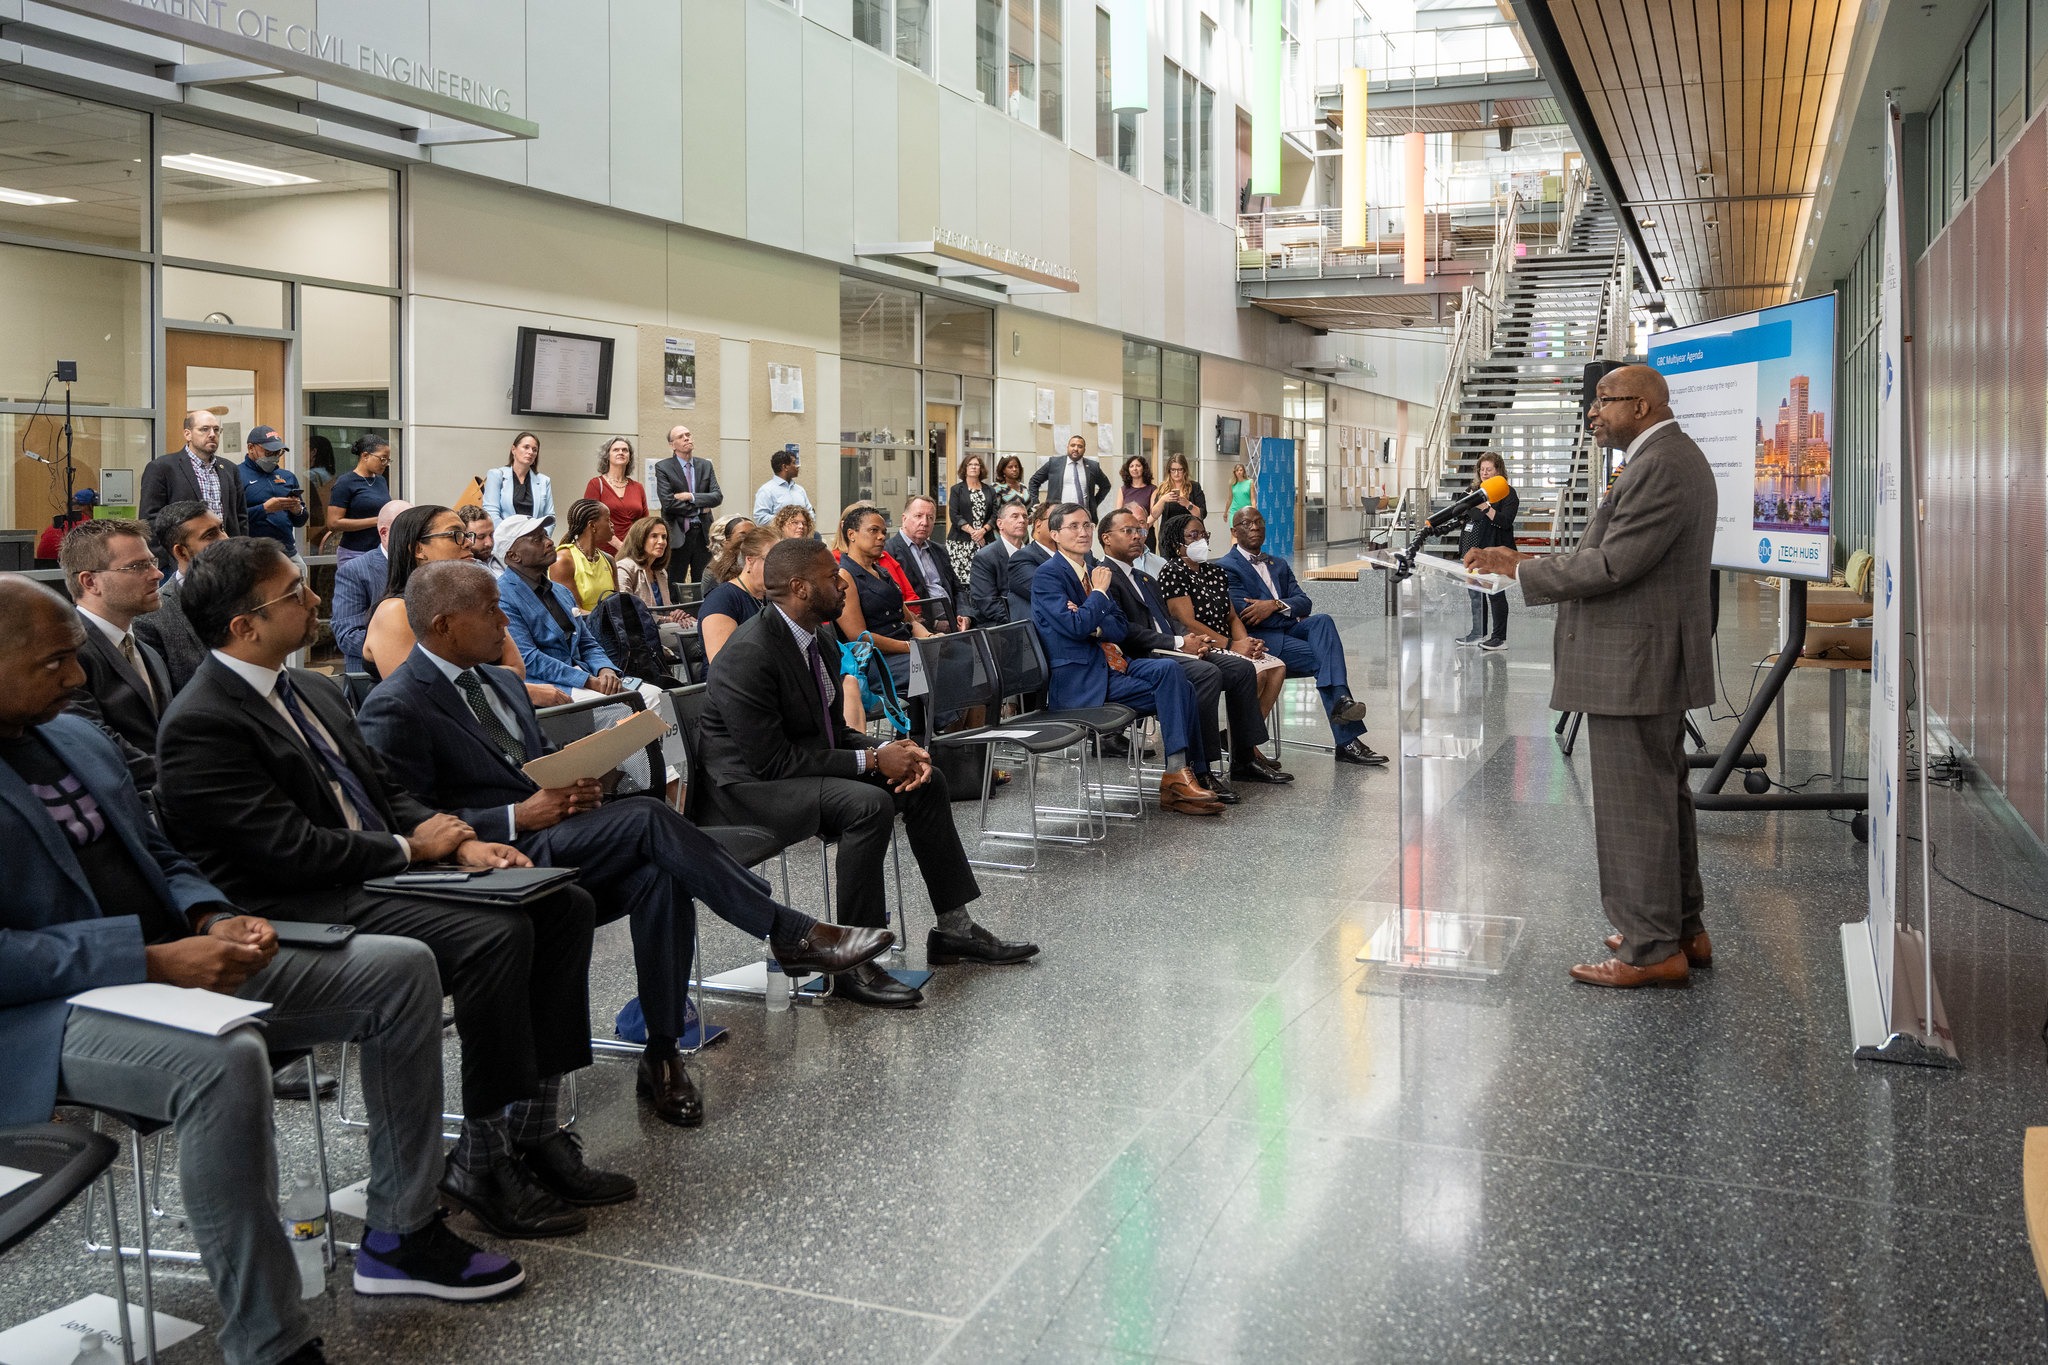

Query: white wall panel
left=974, top=105, right=1011, bottom=246
left=897, top=70, right=942, bottom=238
left=525, top=3, right=610, bottom=203
left=936, top=90, right=978, bottom=238
left=666, top=232, right=838, bottom=349
left=609, top=0, right=685, bottom=223
left=935, top=0, right=977, bottom=98
left=850, top=45, right=900, bottom=243
left=720, top=339, right=752, bottom=443
left=745, top=2, right=805, bottom=251
left=804, top=0, right=854, bottom=41
left=801, top=25, right=856, bottom=261
left=1006, top=121, right=1041, bottom=259
left=418, top=0, right=526, bottom=183
left=681, top=0, right=749, bottom=239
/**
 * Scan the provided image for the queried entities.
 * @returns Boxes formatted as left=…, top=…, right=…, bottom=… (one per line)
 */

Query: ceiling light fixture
left=1638, top=219, right=1657, bottom=229
left=1702, top=217, right=1719, bottom=228
left=160, top=153, right=318, bottom=187
left=0, top=186, right=77, bottom=206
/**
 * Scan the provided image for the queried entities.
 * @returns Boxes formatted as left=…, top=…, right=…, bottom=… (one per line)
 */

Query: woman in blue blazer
left=480, top=431, right=555, bottom=524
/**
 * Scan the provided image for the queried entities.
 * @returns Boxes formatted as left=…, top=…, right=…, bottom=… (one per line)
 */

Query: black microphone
left=1421, top=475, right=1511, bottom=533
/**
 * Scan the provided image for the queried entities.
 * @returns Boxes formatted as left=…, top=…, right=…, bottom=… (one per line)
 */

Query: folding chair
left=0, top=1124, right=133, bottom=1363
left=982, top=621, right=1143, bottom=837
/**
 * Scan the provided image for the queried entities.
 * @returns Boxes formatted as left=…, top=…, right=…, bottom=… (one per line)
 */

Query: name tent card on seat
left=520, top=707, right=668, bottom=787
left=65, top=984, right=273, bottom=1038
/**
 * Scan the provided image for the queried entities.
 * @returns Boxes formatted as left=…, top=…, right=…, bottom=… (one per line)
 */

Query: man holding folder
left=356, top=561, right=892, bottom=1128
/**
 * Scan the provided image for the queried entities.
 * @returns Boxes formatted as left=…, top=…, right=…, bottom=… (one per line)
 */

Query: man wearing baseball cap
left=237, top=424, right=308, bottom=554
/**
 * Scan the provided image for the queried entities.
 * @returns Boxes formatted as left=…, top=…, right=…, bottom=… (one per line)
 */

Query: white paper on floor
left=0, top=1166, right=39, bottom=1199
left=329, top=1177, right=369, bottom=1223
left=0, top=1293, right=202, bottom=1364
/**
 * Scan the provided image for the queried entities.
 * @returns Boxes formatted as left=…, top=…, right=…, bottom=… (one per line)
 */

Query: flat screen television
left=511, top=326, right=615, bottom=420
left=1215, top=416, right=1243, bottom=457
left=1646, top=293, right=1836, bottom=581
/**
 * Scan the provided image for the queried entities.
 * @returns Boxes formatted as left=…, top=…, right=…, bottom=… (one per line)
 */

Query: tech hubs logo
left=1757, top=537, right=1772, bottom=564
left=1758, top=536, right=1821, bottom=568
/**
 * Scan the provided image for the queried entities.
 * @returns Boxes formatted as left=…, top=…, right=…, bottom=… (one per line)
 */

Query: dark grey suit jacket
left=131, top=578, right=208, bottom=696
left=68, top=610, right=173, bottom=790
left=137, top=450, right=248, bottom=539
left=1518, top=422, right=1717, bottom=716
left=652, top=455, right=723, bottom=535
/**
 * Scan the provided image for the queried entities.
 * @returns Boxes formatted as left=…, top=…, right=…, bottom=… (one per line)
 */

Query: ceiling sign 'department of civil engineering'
left=855, top=229, right=1080, bottom=298
left=12, top=0, right=537, bottom=146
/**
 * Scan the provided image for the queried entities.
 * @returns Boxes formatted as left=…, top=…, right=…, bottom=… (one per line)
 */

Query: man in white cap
left=331, top=499, right=411, bottom=675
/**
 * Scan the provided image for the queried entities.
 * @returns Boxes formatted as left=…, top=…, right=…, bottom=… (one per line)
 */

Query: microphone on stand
left=1420, top=475, right=1512, bottom=533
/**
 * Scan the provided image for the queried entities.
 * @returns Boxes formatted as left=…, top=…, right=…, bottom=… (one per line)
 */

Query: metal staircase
left=1423, top=178, right=1630, bottom=550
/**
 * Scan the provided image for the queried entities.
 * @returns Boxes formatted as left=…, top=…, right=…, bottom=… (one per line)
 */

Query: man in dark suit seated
left=0, top=578, right=523, bottom=1365
left=1031, top=504, right=1224, bottom=817
left=155, top=537, right=634, bottom=1242
left=885, top=494, right=966, bottom=632
left=1096, top=508, right=1276, bottom=801
left=966, top=500, right=1032, bottom=626
left=133, top=499, right=224, bottom=695
left=356, top=561, right=892, bottom=1127
left=1216, top=507, right=1387, bottom=767
left=698, top=540, right=1037, bottom=1009
left=58, top=518, right=174, bottom=791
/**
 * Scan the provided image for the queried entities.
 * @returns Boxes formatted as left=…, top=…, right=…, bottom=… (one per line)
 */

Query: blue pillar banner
left=1256, top=437, right=1297, bottom=557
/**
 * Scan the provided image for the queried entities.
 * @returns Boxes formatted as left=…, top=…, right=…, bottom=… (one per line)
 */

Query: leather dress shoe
left=1568, top=953, right=1691, bottom=988
left=1604, top=930, right=1713, bottom=968
left=772, top=921, right=894, bottom=976
left=439, top=1154, right=587, bottom=1239
left=272, top=1059, right=338, bottom=1103
left=926, top=922, right=1039, bottom=965
left=516, top=1130, right=637, bottom=1207
left=1334, top=739, right=1390, bottom=766
left=1246, top=750, right=1295, bottom=781
left=1229, top=763, right=1291, bottom=784
left=1194, top=772, right=1240, bottom=804
left=636, top=1048, right=704, bottom=1128
left=834, top=959, right=923, bottom=1009
left=1331, top=695, right=1371, bottom=726
left=1160, top=767, right=1225, bottom=815
left=1097, top=733, right=1132, bottom=758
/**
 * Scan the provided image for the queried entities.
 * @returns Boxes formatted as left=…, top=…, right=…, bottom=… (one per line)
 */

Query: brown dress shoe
left=1569, top=953, right=1691, bottom=988
left=1603, top=931, right=1713, bottom=967
left=1159, top=768, right=1224, bottom=816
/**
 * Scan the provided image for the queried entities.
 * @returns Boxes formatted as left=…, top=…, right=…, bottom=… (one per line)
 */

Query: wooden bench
left=2025, top=1128, right=2048, bottom=1297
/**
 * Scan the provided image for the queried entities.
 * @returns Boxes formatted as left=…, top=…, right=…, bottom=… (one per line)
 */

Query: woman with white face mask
left=1156, top=511, right=1288, bottom=724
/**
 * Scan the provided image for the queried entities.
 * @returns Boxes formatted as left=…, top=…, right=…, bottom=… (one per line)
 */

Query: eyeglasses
left=1587, top=395, right=1640, bottom=409
left=94, top=560, right=162, bottom=577
left=243, top=578, right=313, bottom=616
left=462, top=530, right=493, bottom=544
left=418, top=530, right=464, bottom=545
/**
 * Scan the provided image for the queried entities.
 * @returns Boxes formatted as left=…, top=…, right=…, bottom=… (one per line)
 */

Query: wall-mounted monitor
left=1215, top=416, right=1243, bottom=457
left=1647, top=292, right=1837, bottom=581
left=512, top=326, right=615, bottom=420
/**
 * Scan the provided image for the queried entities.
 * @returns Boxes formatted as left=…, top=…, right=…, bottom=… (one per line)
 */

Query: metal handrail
left=1555, top=163, right=1590, bottom=251
left=1234, top=200, right=1513, bottom=282
left=1549, top=231, right=1632, bottom=552
left=1417, top=192, right=1522, bottom=494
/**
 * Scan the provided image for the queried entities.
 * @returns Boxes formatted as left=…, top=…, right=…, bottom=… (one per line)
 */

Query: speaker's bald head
left=1605, top=364, right=1670, bottom=406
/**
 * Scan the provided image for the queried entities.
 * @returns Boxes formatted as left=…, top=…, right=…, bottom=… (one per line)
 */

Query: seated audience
left=357, top=561, right=893, bottom=1126
left=1097, top=508, right=1274, bottom=800
left=455, top=502, right=503, bottom=570
left=156, top=537, right=632, bottom=1241
left=966, top=499, right=1032, bottom=626
left=495, top=516, right=624, bottom=695
left=549, top=498, right=617, bottom=613
left=699, top=540, right=1037, bottom=1009
left=1216, top=507, right=1386, bottom=767
left=1030, top=503, right=1223, bottom=817
left=771, top=504, right=815, bottom=540
left=703, top=513, right=756, bottom=583
left=331, top=498, right=413, bottom=675
left=584, top=436, right=647, bottom=553
left=0, top=579, right=523, bottom=1365
left=886, top=494, right=966, bottom=631
left=1011, top=502, right=1057, bottom=620
left=616, top=514, right=693, bottom=623
left=134, top=499, right=226, bottom=693
left=59, top=518, right=172, bottom=790
left=698, top=525, right=775, bottom=658
left=834, top=504, right=931, bottom=700
left=1156, top=512, right=1292, bottom=784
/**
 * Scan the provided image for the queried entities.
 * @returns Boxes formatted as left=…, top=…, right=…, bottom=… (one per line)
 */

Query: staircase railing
left=1417, top=192, right=1521, bottom=496
left=1549, top=232, right=1634, bottom=550
left=1555, top=163, right=1591, bottom=252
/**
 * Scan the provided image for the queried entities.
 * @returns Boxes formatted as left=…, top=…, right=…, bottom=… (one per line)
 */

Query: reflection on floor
left=8, top=576, right=2048, bottom=1362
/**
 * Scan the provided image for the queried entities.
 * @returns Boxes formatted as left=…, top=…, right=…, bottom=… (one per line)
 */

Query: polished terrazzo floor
left=6, top=574, right=2048, bottom=1363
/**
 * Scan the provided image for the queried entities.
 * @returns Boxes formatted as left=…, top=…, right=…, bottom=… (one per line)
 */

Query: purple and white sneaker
left=354, top=1212, right=526, bottom=1300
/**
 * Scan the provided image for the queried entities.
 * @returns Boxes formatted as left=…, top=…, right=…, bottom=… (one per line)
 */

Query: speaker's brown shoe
left=1603, top=931, right=1713, bottom=968
left=1160, top=768, right=1224, bottom=815
left=1569, top=953, right=1691, bottom=988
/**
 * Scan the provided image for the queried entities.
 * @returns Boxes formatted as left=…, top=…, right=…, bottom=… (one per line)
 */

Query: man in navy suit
left=1216, top=507, right=1387, bottom=767
left=1030, top=503, right=1223, bottom=816
left=356, top=561, right=891, bottom=1127
left=330, top=498, right=411, bottom=675
left=0, top=578, right=523, bottom=1365
left=966, top=501, right=1033, bottom=625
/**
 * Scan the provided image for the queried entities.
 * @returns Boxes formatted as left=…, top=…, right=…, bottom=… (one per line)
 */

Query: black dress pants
left=329, top=883, right=597, bottom=1118
left=721, top=767, right=981, bottom=930
left=668, top=518, right=712, bottom=589
left=521, top=797, right=796, bottom=1038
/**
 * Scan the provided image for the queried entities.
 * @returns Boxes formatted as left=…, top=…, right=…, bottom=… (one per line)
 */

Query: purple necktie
left=805, top=637, right=837, bottom=746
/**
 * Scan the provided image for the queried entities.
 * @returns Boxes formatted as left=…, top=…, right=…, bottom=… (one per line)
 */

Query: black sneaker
left=354, top=1211, right=526, bottom=1301
left=1478, top=638, right=1507, bottom=652
left=516, top=1129, right=637, bottom=1207
left=1454, top=631, right=1484, bottom=646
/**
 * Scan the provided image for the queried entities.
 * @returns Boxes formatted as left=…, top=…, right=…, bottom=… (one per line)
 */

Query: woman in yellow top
left=548, top=497, right=617, bottom=612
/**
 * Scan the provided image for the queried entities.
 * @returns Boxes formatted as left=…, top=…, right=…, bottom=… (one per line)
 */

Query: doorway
left=165, top=330, right=288, bottom=466
left=925, top=401, right=955, bottom=524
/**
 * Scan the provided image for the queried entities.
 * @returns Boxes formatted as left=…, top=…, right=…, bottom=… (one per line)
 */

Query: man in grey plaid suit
left=1465, top=365, right=1717, bottom=988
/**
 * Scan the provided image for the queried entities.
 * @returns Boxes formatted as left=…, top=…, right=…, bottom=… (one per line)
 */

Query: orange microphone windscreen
left=1481, top=474, right=1511, bottom=503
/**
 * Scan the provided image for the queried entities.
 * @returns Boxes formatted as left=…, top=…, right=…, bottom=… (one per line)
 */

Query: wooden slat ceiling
left=1360, top=97, right=1565, bottom=137
left=1544, top=0, right=1860, bottom=326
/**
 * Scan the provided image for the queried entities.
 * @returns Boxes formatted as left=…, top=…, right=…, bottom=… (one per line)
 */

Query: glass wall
left=0, top=80, right=401, bottom=539
left=1121, top=337, right=1198, bottom=490
left=1284, top=378, right=1327, bottom=550
left=1919, top=0, right=2048, bottom=247
left=839, top=277, right=994, bottom=525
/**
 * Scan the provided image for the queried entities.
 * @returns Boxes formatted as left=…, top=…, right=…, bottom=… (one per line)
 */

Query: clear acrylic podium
left=1355, top=548, right=1524, bottom=976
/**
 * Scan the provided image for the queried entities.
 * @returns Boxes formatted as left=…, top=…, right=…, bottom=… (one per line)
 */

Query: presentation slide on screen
left=1646, top=294, right=1836, bottom=581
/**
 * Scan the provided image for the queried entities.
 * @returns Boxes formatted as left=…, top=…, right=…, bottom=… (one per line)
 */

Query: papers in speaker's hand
left=67, top=983, right=272, bottom=1037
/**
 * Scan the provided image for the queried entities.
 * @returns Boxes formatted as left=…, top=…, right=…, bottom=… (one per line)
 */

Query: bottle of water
left=68, top=1332, right=116, bottom=1364
left=281, top=1171, right=327, bottom=1298
left=764, top=937, right=791, bottom=1012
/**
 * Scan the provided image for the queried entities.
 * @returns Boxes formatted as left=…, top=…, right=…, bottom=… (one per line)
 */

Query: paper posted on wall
left=663, top=336, right=696, bottom=409
left=768, top=363, right=805, bottom=414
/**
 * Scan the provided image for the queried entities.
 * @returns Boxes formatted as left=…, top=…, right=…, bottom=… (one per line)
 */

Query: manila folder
left=520, top=707, right=668, bottom=788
